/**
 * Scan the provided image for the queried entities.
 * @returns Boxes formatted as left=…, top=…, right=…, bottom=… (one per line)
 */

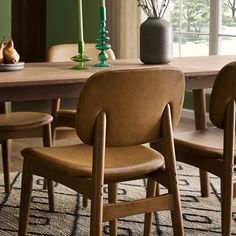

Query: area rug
left=0, top=163, right=236, bottom=236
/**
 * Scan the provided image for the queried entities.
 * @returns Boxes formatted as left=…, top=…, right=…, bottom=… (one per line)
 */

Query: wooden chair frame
left=18, top=105, right=184, bottom=236
left=18, top=68, right=185, bottom=235
left=175, top=99, right=235, bottom=235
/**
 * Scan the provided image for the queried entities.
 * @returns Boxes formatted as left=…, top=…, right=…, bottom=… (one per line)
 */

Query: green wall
left=0, top=0, right=99, bottom=48
left=0, top=0, right=11, bottom=41
left=46, top=0, right=99, bottom=48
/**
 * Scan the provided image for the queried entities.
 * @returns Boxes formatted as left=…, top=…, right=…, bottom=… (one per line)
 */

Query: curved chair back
left=210, top=61, right=236, bottom=128
left=76, top=68, right=185, bottom=146
left=47, top=43, right=116, bottom=62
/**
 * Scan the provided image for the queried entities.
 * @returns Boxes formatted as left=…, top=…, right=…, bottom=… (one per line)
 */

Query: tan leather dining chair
left=0, top=102, right=54, bottom=210
left=174, top=61, right=236, bottom=235
left=47, top=43, right=116, bottom=62
left=18, top=68, right=185, bottom=236
left=47, top=43, right=116, bottom=141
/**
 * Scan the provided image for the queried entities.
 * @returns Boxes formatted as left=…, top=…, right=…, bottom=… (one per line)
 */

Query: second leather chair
left=174, top=61, right=236, bottom=235
left=47, top=43, right=116, bottom=142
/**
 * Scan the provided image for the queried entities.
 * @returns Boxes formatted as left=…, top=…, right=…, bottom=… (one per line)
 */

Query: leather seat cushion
left=0, top=112, right=53, bottom=131
left=22, top=144, right=164, bottom=179
left=174, top=127, right=236, bottom=159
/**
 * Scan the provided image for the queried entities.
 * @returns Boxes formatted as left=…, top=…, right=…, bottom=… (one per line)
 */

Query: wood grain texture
left=0, top=55, right=236, bottom=90
left=0, top=55, right=233, bottom=140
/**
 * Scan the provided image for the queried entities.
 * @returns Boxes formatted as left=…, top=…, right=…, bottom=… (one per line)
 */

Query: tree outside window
left=170, top=0, right=236, bottom=56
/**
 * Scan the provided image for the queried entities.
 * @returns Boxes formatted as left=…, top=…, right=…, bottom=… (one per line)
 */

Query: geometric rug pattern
left=0, top=163, right=236, bottom=235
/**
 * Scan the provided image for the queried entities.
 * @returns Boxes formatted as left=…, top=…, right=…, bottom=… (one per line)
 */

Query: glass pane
left=221, top=0, right=236, bottom=35
left=219, top=36, right=236, bottom=54
left=170, top=0, right=181, bottom=32
left=170, top=0, right=210, bottom=34
left=172, top=33, right=180, bottom=56
left=173, top=33, right=209, bottom=56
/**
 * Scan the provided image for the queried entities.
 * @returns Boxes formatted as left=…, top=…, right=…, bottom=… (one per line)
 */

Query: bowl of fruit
left=0, top=39, right=24, bottom=72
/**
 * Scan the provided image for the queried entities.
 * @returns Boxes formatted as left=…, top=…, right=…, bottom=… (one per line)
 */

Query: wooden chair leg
left=47, top=179, right=55, bottom=212
left=221, top=176, right=233, bottom=235
left=144, top=178, right=156, bottom=236
left=90, top=183, right=103, bottom=236
left=170, top=173, right=184, bottom=236
left=51, top=125, right=57, bottom=145
left=166, top=164, right=184, bottom=236
left=50, top=99, right=61, bottom=145
left=43, top=123, right=52, bottom=148
left=171, top=203, right=184, bottom=235
left=90, top=111, right=106, bottom=236
left=161, top=105, right=184, bottom=236
left=42, top=178, right=47, bottom=189
left=2, top=139, right=11, bottom=193
left=18, top=161, right=33, bottom=236
left=199, top=169, right=210, bottom=197
left=156, top=182, right=160, bottom=196
left=192, top=90, right=210, bottom=198
left=108, top=183, right=117, bottom=236
left=82, top=197, right=89, bottom=208
left=43, top=124, right=55, bottom=211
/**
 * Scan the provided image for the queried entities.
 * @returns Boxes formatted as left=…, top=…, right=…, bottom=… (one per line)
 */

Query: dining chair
left=174, top=61, right=236, bottom=235
left=47, top=43, right=116, bottom=62
left=18, top=67, right=185, bottom=236
left=47, top=43, right=116, bottom=142
left=0, top=103, right=54, bottom=210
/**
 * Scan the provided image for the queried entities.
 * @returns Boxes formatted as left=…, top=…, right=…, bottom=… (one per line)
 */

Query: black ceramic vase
left=140, top=17, right=172, bottom=64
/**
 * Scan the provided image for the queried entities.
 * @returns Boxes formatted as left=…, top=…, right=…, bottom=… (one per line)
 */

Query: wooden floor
left=0, top=118, right=195, bottom=173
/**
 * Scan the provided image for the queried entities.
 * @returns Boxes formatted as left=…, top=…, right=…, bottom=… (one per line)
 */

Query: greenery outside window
left=170, top=0, right=236, bottom=56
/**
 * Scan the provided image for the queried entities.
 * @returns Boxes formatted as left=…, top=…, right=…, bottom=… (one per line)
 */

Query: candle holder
left=71, top=41, right=91, bottom=70
left=94, top=6, right=111, bottom=67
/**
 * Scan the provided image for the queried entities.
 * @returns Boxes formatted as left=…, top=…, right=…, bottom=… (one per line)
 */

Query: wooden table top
left=0, top=55, right=236, bottom=88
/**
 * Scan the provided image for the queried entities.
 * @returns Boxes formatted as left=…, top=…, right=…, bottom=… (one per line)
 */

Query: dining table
left=1, top=54, right=236, bottom=196
left=0, top=55, right=235, bottom=102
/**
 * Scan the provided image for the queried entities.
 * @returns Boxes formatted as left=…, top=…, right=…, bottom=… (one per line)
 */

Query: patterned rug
left=0, top=163, right=236, bottom=236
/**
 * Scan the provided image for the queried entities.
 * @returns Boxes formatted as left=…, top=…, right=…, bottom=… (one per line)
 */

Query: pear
left=0, top=43, right=3, bottom=64
left=3, top=39, right=20, bottom=64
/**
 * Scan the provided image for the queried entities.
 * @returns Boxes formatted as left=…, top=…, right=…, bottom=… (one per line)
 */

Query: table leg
left=193, top=89, right=210, bottom=197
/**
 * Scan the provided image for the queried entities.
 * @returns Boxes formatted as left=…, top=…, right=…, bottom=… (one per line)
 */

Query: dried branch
left=151, top=0, right=158, bottom=18
left=160, top=0, right=170, bottom=17
left=137, top=0, right=170, bottom=18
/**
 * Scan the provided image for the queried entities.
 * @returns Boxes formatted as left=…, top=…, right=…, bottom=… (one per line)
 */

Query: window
left=170, top=0, right=236, bottom=56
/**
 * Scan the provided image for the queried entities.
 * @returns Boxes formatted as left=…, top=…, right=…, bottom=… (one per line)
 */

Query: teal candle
left=78, top=0, right=84, bottom=41
left=101, top=0, right=105, bottom=7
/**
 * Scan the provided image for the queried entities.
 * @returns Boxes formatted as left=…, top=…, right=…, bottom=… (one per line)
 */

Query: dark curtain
left=11, top=0, right=46, bottom=62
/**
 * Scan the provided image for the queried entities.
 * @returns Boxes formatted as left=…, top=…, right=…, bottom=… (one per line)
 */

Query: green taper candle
left=78, top=0, right=84, bottom=41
